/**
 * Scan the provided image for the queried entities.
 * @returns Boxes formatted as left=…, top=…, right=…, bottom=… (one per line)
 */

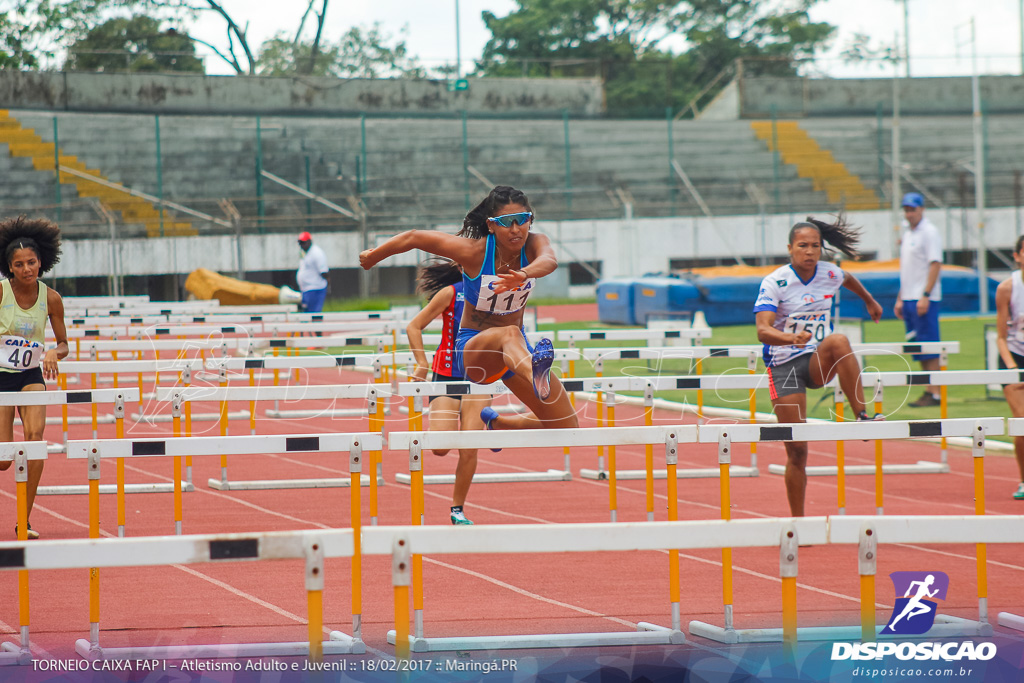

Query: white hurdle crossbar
left=386, top=424, right=697, bottom=652
left=557, top=327, right=712, bottom=346
left=691, top=419, right=1003, bottom=644
left=0, top=442, right=50, bottom=666
left=154, top=384, right=389, bottom=491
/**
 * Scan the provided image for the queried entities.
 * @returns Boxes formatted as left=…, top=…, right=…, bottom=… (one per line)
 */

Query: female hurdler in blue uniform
left=360, top=186, right=578, bottom=431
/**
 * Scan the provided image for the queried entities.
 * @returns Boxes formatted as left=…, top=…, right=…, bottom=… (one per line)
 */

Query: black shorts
left=0, top=368, right=45, bottom=393
left=999, top=351, right=1024, bottom=370
left=429, top=372, right=465, bottom=404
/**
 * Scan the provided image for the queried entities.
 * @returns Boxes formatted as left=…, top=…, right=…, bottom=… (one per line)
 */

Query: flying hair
left=416, top=258, right=462, bottom=299
left=788, top=214, right=862, bottom=260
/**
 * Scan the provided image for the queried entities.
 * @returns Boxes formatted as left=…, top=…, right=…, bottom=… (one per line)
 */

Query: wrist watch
left=922, top=292, right=930, bottom=298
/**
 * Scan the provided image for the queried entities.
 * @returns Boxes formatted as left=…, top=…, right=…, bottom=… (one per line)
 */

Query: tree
left=65, top=14, right=203, bottom=72
left=257, top=24, right=424, bottom=79
left=477, top=0, right=836, bottom=117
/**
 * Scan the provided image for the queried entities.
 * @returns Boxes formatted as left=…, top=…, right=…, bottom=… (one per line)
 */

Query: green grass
left=541, top=315, right=1014, bottom=438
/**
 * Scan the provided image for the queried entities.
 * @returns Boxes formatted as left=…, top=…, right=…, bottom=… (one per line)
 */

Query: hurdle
left=577, top=343, right=961, bottom=484
left=762, top=368, right=1024, bottom=480
left=690, top=418, right=1002, bottom=644
left=0, top=529, right=364, bottom=662
left=64, top=432, right=376, bottom=662
left=154, top=384, right=388, bottom=493
left=66, top=432, right=378, bottom=535
left=0, top=441, right=49, bottom=667
left=996, top=417, right=1024, bottom=634
left=386, top=424, right=697, bottom=651
left=210, top=354, right=391, bottom=420
left=58, top=359, right=251, bottom=427
left=8, top=388, right=156, bottom=497
left=393, top=378, right=634, bottom=488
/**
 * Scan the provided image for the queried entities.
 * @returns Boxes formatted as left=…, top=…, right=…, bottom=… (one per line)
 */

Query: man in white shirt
left=895, top=192, right=942, bottom=407
left=296, top=231, right=329, bottom=313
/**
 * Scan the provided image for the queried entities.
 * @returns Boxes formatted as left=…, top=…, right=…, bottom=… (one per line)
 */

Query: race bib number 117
left=475, top=275, right=536, bottom=315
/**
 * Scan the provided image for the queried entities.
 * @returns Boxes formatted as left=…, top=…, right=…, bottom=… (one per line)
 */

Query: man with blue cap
left=895, top=192, right=942, bottom=407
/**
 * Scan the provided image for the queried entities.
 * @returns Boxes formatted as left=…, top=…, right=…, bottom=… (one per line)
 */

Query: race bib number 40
left=0, top=336, right=43, bottom=370
left=475, top=275, right=536, bottom=315
left=780, top=311, right=831, bottom=344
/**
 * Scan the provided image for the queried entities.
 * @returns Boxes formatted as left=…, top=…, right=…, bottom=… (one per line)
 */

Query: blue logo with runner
left=881, top=571, right=949, bottom=635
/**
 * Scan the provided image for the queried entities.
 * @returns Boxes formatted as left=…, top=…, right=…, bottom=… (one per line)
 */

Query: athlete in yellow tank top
left=0, top=217, right=69, bottom=540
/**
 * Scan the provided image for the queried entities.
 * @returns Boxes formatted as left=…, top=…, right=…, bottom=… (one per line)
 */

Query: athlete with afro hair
left=0, top=216, right=69, bottom=539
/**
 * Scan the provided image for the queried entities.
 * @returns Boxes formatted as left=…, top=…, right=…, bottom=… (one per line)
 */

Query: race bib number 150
left=0, top=336, right=43, bottom=371
left=475, top=275, right=536, bottom=315
left=780, top=311, right=831, bottom=344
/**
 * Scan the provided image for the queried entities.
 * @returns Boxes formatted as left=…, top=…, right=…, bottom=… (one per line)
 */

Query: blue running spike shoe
left=480, top=406, right=502, bottom=452
left=532, top=337, right=555, bottom=400
left=1014, top=483, right=1024, bottom=500
left=450, top=507, right=474, bottom=525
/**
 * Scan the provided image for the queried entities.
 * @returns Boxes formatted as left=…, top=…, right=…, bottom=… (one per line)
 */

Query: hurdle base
left=386, top=627, right=681, bottom=653
left=74, top=637, right=364, bottom=660
left=328, top=630, right=367, bottom=654
left=37, top=481, right=194, bottom=495
left=134, top=411, right=250, bottom=423
left=766, top=461, right=949, bottom=477
left=394, top=470, right=571, bottom=485
left=265, top=408, right=390, bottom=419
left=207, top=475, right=382, bottom=490
left=16, top=415, right=115, bottom=426
left=688, top=613, right=992, bottom=644
left=579, top=466, right=758, bottom=481
left=0, top=641, right=31, bottom=666
left=997, top=612, right=1024, bottom=632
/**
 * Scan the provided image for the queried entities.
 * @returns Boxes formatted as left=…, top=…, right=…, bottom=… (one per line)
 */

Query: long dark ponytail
left=789, top=214, right=862, bottom=260
left=416, top=258, right=462, bottom=299
left=458, top=185, right=533, bottom=240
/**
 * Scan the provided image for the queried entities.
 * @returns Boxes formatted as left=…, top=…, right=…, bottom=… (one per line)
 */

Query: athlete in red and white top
left=406, top=260, right=493, bottom=525
left=994, top=234, right=1024, bottom=500
left=752, top=216, right=884, bottom=517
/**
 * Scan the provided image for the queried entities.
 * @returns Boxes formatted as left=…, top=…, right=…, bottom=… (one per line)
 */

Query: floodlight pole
left=971, top=17, right=988, bottom=313
left=902, top=0, right=911, bottom=78
left=891, top=46, right=902, bottom=259
left=454, top=0, right=462, bottom=79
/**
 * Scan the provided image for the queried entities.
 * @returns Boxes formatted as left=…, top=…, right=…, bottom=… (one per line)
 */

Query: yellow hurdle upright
left=15, top=452, right=30, bottom=653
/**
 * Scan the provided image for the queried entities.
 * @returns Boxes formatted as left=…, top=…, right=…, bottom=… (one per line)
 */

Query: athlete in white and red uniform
left=753, top=216, right=884, bottom=517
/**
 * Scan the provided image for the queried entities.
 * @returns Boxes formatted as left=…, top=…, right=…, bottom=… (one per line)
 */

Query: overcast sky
left=186, top=0, right=1024, bottom=79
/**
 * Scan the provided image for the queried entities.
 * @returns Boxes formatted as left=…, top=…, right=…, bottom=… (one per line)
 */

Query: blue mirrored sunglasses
left=487, top=212, right=533, bottom=228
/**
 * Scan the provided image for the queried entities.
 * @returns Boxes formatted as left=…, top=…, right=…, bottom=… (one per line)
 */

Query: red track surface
left=1, top=342, right=1023, bottom=662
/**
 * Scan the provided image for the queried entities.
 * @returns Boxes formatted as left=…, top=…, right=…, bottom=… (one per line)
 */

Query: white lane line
left=422, top=556, right=637, bottom=628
